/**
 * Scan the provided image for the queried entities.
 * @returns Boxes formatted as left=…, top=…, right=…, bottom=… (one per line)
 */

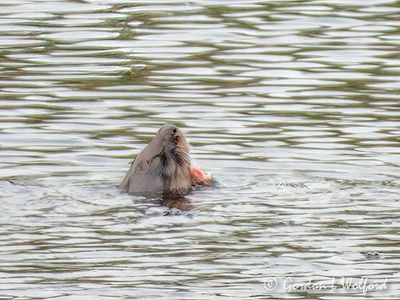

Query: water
left=1, top=0, right=400, bottom=298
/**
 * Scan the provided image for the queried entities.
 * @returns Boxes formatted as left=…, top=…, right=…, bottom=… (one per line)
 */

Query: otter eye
left=172, top=128, right=177, bottom=134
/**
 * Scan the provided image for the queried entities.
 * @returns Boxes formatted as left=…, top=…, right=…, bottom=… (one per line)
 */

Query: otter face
left=157, top=124, right=184, bottom=146
left=155, top=124, right=190, bottom=170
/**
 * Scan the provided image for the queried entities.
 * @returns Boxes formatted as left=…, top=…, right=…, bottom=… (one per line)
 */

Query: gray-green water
left=0, top=0, right=400, bottom=299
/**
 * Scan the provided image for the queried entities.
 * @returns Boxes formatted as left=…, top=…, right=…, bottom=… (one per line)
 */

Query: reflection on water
left=0, top=0, right=399, bottom=298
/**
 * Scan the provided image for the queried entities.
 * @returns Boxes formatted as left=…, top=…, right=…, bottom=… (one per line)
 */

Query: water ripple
left=0, top=0, right=399, bottom=299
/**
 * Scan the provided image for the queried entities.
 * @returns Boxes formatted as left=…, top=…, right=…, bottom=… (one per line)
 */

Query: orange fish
left=190, top=166, right=212, bottom=185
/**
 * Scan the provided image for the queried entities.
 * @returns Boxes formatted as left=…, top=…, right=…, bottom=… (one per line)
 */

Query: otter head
left=155, top=124, right=190, bottom=169
left=149, top=124, right=192, bottom=195
left=120, top=124, right=212, bottom=196
left=157, top=124, right=187, bottom=146
left=120, top=124, right=194, bottom=195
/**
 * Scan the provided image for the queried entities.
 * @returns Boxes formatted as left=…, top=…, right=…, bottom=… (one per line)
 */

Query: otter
left=119, top=124, right=212, bottom=195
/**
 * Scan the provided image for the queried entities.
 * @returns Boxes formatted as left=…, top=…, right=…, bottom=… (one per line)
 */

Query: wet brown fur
left=119, top=124, right=193, bottom=195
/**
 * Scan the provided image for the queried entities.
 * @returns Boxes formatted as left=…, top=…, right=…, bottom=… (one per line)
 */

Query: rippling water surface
left=1, top=0, right=400, bottom=299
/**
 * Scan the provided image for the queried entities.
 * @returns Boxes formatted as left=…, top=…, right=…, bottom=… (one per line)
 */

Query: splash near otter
left=120, top=124, right=212, bottom=195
